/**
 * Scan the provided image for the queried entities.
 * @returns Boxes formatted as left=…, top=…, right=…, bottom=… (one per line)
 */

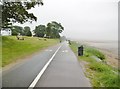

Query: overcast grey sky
left=14, top=0, right=119, bottom=41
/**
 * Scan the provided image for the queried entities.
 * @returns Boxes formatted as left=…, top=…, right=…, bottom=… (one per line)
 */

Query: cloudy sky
left=14, top=0, right=119, bottom=41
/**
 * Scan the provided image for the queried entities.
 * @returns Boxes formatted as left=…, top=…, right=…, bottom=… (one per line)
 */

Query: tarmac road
left=2, top=42, right=91, bottom=88
left=35, top=42, right=91, bottom=87
left=2, top=44, right=60, bottom=87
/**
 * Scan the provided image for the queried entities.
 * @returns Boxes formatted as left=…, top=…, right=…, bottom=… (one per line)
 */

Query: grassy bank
left=70, top=41, right=119, bottom=88
left=2, top=36, right=58, bottom=67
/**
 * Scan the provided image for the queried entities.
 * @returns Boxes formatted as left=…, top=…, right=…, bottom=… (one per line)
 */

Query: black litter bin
left=68, top=40, right=71, bottom=45
left=78, top=45, right=84, bottom=56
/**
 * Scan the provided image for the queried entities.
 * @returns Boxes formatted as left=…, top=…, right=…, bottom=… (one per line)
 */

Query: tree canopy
left=34, top=21, right=64, bottom=38
left=2, top=0, right=43, bottom=28
left=34, top=25, right=46, bottom=37
left=11, top=25, right=32, bottom=36
left=46, top=21, right=64, bottom=38
left=24, top=26, right=32, bottom=36
left=11, top=25, right=24, bottom=35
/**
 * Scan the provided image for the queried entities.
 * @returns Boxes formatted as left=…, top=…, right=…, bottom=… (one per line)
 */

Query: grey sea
left=79, top=40, right=118, bottom=58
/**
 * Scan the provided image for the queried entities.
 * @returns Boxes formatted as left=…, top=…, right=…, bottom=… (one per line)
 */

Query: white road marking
left=28, top=44, right=63, bottom=89
left=62, top=50, right=68, bottom=53
left=49, top=50, right=53, bottom=51
left=65, top=50, right=68, bottom=52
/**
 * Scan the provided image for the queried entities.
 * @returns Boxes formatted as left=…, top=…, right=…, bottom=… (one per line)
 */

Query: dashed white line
left=62, top=50, right=68, bottom=53
left=28, top=44, right=63, bottom=89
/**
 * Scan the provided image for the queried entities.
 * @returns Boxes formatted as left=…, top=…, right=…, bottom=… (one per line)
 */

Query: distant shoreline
left=78, top=40, right=118, bottom=56
left=77, top=40, right=118, bottom=68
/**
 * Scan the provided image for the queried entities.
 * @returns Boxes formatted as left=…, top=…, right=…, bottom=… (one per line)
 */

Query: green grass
left=96, top=72, right=119, bottom=87
left=84, top=46, right=105, bottom=60
left=2, top=36, right=59, bottom=67
left=89, top=62, right=111, bottom=72
left=70, top=41, right=119, bottom=88
left=70, top=42, right=105, bottom=60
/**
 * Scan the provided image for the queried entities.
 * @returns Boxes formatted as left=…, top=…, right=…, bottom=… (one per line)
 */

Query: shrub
left=97, top=72, right=120, bottom=87
left=89, top=62, right=111, bottom=72
left=85, top=47, right=105, bottom=60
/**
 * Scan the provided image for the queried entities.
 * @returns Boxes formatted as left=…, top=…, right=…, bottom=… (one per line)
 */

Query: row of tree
left=0, top=1, right=44, bottom=32
left=11, top=21, right=64, bottom=38
left=1, top=1, right=64, bottom=38
left=1, top=0, right=44, bottom=28
left=34, top=21, right=64, bottom=38
left=12, top=26, right=32, bottom=36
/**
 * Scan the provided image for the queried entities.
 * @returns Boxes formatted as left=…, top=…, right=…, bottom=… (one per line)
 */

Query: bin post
left=78, top=45, right=84, bottom=56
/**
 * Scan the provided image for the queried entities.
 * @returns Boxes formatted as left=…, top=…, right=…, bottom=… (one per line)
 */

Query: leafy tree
left=34, top=25, right=46, bottom=37
left=33, top=21, right=64, bottom=38
left=24, top=26, right=32, bottom=36
left=11, top=26, right=24, bottom=35
left=46, top=21, right=64, bottom=38
left=46, top=23, right=53, bottom=38
left=2, top=0, right=43, bottom=28
left=11, top=29, right=18, bottom=36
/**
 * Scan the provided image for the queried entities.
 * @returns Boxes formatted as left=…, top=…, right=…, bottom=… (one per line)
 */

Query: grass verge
left=69, top=41, right=119, bottom=88
left=2, top=36, right=59, bottom=67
